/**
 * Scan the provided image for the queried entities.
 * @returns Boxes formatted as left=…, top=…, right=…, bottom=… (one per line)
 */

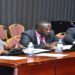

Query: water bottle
left=55, top=39, right=63, bottom=53
left=27, top=42, right=34, bottom=56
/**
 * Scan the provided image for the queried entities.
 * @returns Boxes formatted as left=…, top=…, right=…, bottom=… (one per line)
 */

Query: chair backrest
left=9, top=24, right=25, bottom=37
left=51, top=21, right=71, bottom=34
left=0, top=25, right=8, bottom=41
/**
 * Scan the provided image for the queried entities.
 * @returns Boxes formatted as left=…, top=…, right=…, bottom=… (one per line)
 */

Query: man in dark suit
left=64, top=27, right=75, bottom=44
left=20, top=21, right=58, bottom=49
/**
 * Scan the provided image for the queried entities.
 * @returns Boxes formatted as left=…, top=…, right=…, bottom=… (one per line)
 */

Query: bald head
left=36, top=21, right=52, bottom=36
left=36, top=21, right=51, bottom=29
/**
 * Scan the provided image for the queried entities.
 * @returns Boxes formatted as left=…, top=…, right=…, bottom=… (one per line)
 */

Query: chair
left=8, top=24, right=25, bottom=37
left=0, top=25, right=8, bottom=41
left=51, top=21, right=71, bottom=34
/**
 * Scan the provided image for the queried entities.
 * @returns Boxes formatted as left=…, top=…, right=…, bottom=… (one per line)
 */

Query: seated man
left=64, top=27, right=75, bottom=44
left=20, top=21, right=58, bottom=49
left=0, top=36, right=25, bottom=55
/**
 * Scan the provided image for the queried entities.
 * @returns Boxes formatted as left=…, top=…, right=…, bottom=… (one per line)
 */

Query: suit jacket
left=64, top=27, right=75, bottom=44
left=20, top=29, right=58, bottom=49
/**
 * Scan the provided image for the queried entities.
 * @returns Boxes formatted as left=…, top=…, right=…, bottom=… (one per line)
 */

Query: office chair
left=51, top=21, right=71, bottom=34
left=8, top=24, right=25, bottom=37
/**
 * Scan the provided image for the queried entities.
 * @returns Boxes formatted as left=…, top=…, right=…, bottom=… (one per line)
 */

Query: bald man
left=20, top=21, right=58, bottom=49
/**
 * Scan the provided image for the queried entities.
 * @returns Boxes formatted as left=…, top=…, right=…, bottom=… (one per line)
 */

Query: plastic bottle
left=27, top=42, right=34, bottom=56
left=55, top=39, right=63, bottom=53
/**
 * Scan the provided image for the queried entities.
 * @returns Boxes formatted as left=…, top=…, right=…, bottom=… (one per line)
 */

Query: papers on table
left=54, top=45, right=72, bottom=50
left=0, top=56, right=26, bottom=60
left=63, top=45, right=72, bottom=50
left=23, top=45, right=72, bottom=54
left=36, top=53, right=68, bottom=58
left=23, top=48, right=50, bottom=54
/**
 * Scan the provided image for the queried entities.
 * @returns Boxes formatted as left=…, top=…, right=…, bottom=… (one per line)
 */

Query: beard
left=39, top=32, right=50, bottom=37
left=39, top=32, right=46, bottom=36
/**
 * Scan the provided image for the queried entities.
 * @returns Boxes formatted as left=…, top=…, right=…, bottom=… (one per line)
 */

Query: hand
left=0, top=50, right=9, bottom=54
left=45, top=42, right=57, bottom=50
left=49, top=42, right=57, bottom=50
left=15, top=44, right=26, bottom=48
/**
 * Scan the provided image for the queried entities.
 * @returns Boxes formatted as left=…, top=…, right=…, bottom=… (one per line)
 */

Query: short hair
left=35, top=21, right=51, bottom=29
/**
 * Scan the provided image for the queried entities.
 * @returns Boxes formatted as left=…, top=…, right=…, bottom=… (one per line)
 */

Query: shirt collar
left=35, top=30, right=41, bottom=37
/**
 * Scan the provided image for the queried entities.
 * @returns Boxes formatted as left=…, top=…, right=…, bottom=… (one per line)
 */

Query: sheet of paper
left=0, top=56, right=26, bottom=60
left=36, top=53, right=68, bottom=58
left=63, top=45, right=72, bottom=50
left=54, top=45, right=72, bottom=50
left=23, top=48, right=50, bottom=54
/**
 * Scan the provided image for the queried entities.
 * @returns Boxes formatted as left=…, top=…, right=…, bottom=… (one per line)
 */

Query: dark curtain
left=0, top=0, right=75, bottom=30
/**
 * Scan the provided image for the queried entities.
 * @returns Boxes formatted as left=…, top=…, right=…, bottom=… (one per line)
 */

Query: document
left=54, top=45, right=72, bottom=50
left=63, top=45, right=72, bottom=50
left=36, top=53, right=68, bottom=58
left=23, top=48, right=50, bottom=54
left=0, top=56, right=26, bottom=60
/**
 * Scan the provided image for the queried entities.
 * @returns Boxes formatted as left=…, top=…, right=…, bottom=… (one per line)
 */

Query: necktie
left=40, top=36, right=45, bottom=45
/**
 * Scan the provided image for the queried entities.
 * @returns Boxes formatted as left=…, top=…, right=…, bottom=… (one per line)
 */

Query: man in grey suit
left=20, top=21, right=58, bottom=49
left=64, top=27, right=75, bottom=44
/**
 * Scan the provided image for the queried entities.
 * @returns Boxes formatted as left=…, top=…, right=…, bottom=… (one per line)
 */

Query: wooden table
left=0, top=51, right=75, bottom=75
left=0, top=56, right=56, bottom=75
left=55, top=51, right=75, bottom=75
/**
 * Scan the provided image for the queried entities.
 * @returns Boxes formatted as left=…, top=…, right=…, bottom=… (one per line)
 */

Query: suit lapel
left=33, top=30, right=37, bottom=44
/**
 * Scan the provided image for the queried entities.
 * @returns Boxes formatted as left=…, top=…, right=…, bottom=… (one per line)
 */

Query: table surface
left=0, top=51, right=75, bottom=75
left=0, top=51, right=75, bottom=67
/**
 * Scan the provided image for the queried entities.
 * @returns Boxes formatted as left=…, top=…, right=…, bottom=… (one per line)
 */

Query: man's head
left=36, top=21, right=51, bottom=36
